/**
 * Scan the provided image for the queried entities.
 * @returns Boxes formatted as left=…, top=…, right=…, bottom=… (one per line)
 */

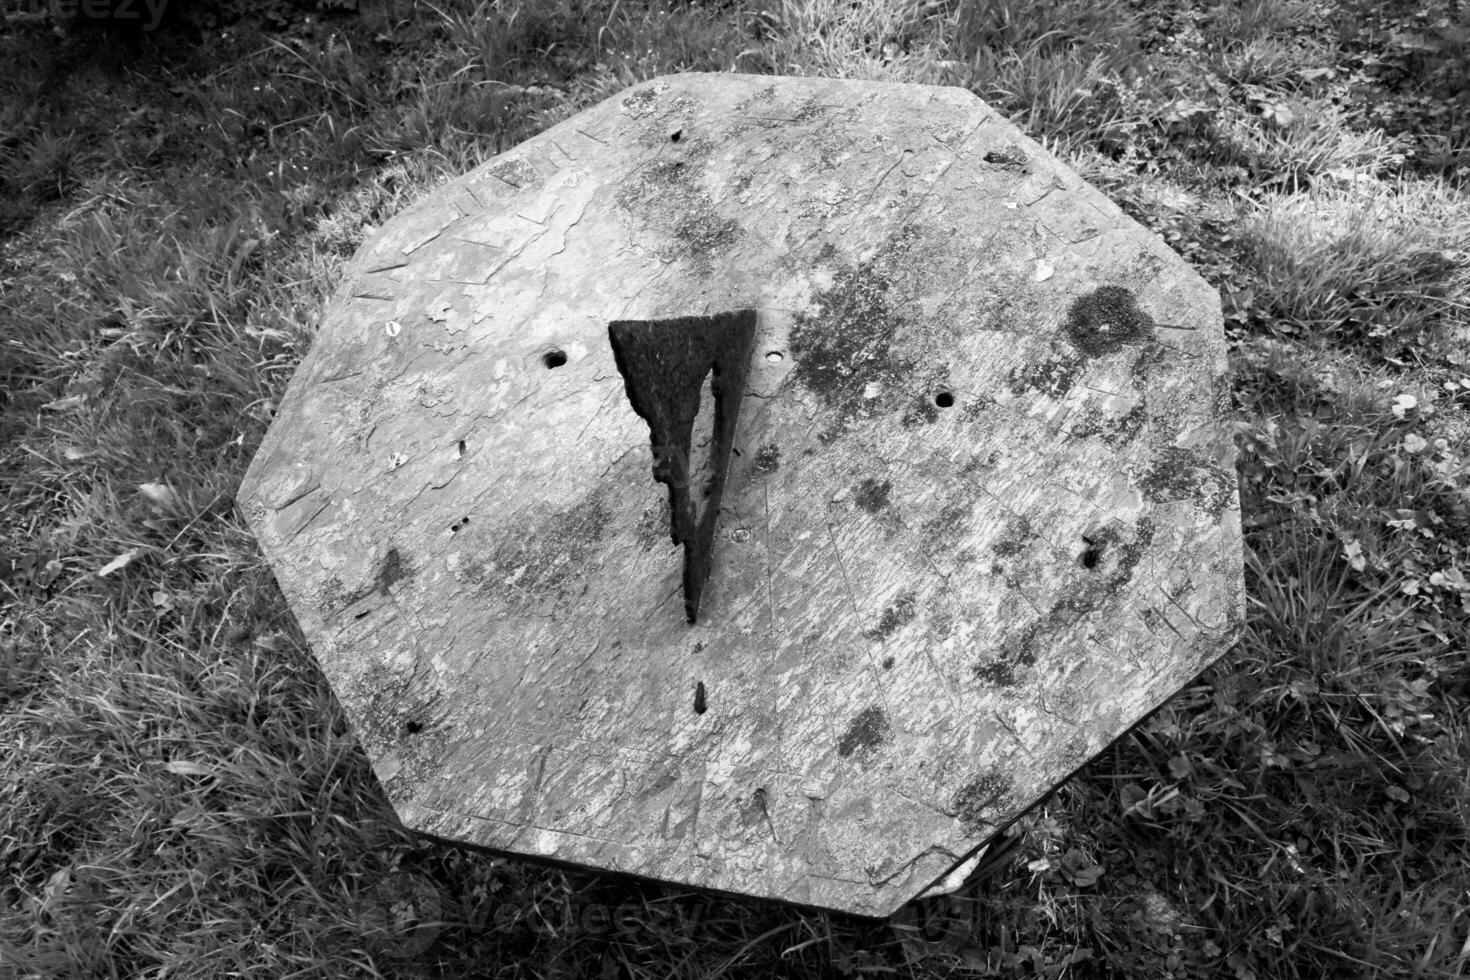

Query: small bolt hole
left=404, top=720, right=423, bottom=735
left=450, top=516, right=471, bottom=533
left=765, top=350, right=784, bottom=363
left=693, top=681, right=707, bottom=715
left=457, top=439, right=467, bottom=454
left=542, top=348, right=568, bottom=369
left=934, top=390, right=955, bottom=409
left=1080, top=536, right=1103, bottom=569
left=670, top=129, right=683, bottom=142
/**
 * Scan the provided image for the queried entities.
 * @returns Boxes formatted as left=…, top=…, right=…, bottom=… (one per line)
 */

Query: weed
left=1237, top=178, right=1470, bottom=360
left=763, top=0, right=952, bottom=80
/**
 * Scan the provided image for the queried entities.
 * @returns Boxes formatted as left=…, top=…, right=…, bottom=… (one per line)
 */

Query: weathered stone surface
left=239, top=73, right=1244, bottom=917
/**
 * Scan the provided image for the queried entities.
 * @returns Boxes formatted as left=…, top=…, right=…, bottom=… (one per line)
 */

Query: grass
left=1, top=0, right=1468, bottom=977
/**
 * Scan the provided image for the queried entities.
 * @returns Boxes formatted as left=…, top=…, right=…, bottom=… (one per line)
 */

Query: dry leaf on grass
left=97, top=549, right=141, bottom=577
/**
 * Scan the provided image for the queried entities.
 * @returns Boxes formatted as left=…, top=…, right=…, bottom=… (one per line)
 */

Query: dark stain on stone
left=480, top=491, right=612, bottom=602
left=1139, top=447, right=1234, bottom=516
left=975, top=518, right=1155, bottom=685
left=753, top=443, right=780, bottom=475
left=789, top=260, right=912, bottom=436
left=1103, top=403, right=1148, bottom=448
left=320, top=547, right=412, bottom=615
left=837, top=705, right=892, bottom=757
left=881, top=655, right=895, bottom=670
left=1007, top=354, right=1083, bottom=398
left=1062, top=286, right=1154, bottom=357
left=1057, top=518, right=1154, bottom=616
left=973, top=659, right=1018, bottom=686
left=974, top=620, right=1042, bottom=686
left=865, top=589, right=918, bottom=641
left=614, top=155, right=740, bottom=265
left=375, top=547, right=410, bottom=596
left=991, top=515, right=1034, bottom=557
left=853, top=477, right=892, bottom=513
left=901, top=392, right=941, bottom=428
left=953, top=771, right=1013, bottom=836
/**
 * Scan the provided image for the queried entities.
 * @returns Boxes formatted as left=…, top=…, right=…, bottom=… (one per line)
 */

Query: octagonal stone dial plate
left=239, top=73, right=1244, bottom=917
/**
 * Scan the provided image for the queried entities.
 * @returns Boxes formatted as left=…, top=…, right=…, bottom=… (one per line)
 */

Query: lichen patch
left=837, top=705, right=893, bottom=757
left=952, top=771, right=1013, bottom=837
left=864, top=590, right=918, bottom=641
left=1138, top=446, right=1235, bottom=516
left=1063, top=286, right=1155, bottom=357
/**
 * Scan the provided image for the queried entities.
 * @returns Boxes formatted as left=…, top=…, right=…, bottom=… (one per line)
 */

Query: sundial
left=239, top=73, right=1244, bottom=917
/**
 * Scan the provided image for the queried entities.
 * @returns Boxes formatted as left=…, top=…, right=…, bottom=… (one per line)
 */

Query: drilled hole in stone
left=404, top=720, right=424, bottom=735
left=542, top=348, right=568, bottom=369
left=934, top=390, right=955, bottom=408
left=457, top=439, right=467, bottom=454
left=670, top=129, right=683, bottom=142
left=694, top=681, right=707, bottom=715
left=450, top=516, right=471, bottom=533
left=765, top=350, right=784, bottom=363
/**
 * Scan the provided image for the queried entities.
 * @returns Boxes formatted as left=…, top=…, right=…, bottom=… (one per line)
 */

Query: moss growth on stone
left=1063, top=285, right=1155, bottom=356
